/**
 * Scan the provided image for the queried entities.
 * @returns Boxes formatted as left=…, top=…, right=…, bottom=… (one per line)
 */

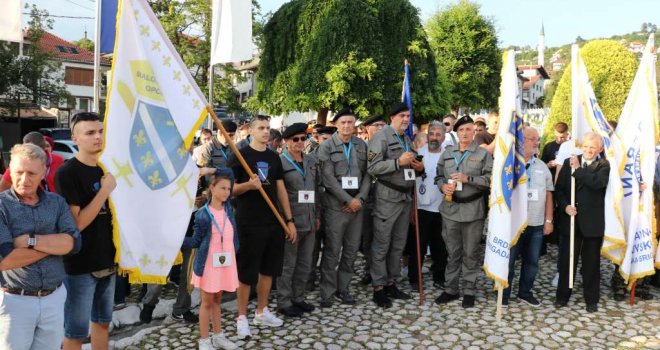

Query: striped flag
left=483, top=50, right=528, bottom=287
left=402, top=59, right=414, bottom=141
left=613, top=34, right=659, bottom=285
left=99, top=0, right=207, bottom=283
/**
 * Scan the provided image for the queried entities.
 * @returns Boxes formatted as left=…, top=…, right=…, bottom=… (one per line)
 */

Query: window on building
left=78, top=98, right=90, bottom=111
left=65, top=67, right=94, bottom=86
left=56, top=45, right=67, bottom=53
left=69, top=47, right=79, bottom=54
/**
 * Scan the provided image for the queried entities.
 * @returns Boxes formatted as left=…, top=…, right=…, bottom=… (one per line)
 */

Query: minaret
left=537, top=23, right=545, bottom=67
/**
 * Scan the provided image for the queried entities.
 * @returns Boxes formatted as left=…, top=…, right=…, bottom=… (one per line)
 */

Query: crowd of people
left=1, top=105, right=659, bottom=350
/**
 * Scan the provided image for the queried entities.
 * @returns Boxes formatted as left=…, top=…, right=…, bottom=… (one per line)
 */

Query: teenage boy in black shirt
left=229, top=115, right=297, bottom=339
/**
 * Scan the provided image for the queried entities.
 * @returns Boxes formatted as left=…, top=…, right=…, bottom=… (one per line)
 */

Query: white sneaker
left=236, top=315, right=252, bottom=339
left=552, top=273, right=559, bottom=287
left=253, top=307, right=283, bottom=327
left=198, top=338, right=214, bottom=350
left=212, top=332, right=238, bottom=350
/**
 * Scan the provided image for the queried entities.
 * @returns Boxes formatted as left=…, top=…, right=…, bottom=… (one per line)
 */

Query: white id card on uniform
left=342, top=176, right=359, bottom=189
left=404, top=169, right=415, bottom=181
left=449, top=179, right=463, bottom=191
left=212, top=252, right=232, bottom=267
left=299, top=190, right=315, bottom=203
left=527, top=189, right=539, bottom=201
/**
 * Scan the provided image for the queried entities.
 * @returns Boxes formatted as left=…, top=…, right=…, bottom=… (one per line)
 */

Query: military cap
left=389, top=102, right=410, bottom=117
left=453, top=115, right=474, bottom=131
left=362, top=115, right=385, bottom=127
left=282, top=122, right=309, bottom=139
left=221, top=119, right=238, bottom=132
left=332, top=108, right=355, bottom=123
left=317, top=126, right=337, bottom=135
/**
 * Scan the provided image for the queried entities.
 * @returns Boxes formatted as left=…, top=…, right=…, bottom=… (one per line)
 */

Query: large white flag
left=614, top=34, right=659, bottom=285
left=0, top=0, right=22, bottom=43
left=210, top=0, right=252, bottom=65
left=570, top=44, right=626, bottom=262
left=483, top=50, right=528, bottom=288
left=100, top=0, right=207, bottom=283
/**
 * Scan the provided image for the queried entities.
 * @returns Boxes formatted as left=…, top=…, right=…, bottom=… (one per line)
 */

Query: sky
left=25, top=0, right=660, bottom=48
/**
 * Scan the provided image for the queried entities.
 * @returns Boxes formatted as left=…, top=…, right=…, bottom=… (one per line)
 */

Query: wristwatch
left=27, top=233, right=37, bottom=249
left=286, top=218, right=295, bottom=224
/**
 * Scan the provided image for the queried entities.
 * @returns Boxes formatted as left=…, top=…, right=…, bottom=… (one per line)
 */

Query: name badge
left=449, top=178, right=463, bottom=191
left=342, top=176, right=359, bottom=189
left=212, top=252, right=232, bottom=267
left=404, top=169, right=415, bottom=181
left=527, top=189, right=539, bottom=201
left=299, top=190, right=315, bottom=203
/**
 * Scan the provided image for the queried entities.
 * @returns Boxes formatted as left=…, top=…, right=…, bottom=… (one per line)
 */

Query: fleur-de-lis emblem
left=173, top=70, right=181, bottom=81
left=505, top=165, right=512, bottom=175
left=507, top=180, right=513, bottom=190
left=148, top=170, right=162, bottom=188
left=133, top=129, right=146, bottom=146
left=140, top=151, right=154, bottom=169
left=151, top=40, right=161, bottom=51
left=177, top=145, right=188, bottom=159
left=139, top=25, right=150, bottom=36
left=162, top=55, right=171, bottom=67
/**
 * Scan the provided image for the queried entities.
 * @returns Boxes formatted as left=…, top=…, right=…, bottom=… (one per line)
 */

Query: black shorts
left=236, top=224, right=285, bottom=285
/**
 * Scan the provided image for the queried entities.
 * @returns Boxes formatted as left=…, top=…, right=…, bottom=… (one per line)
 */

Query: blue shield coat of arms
left=130, top=100, right=187, bottom=190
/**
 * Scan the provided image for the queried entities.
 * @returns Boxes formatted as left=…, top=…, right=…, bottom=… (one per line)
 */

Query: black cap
left=389, top=102, right=409, bottom=117
left=332, top=108, right=355, bottom=123
left=317, top=126, right=337, bottom=135
left=362, top=115, right=385, bottom=127
left=282, top=123, right=308, bottom=139
left=453, top=115, right=474, bottom=131
left=221, top=119, right=237, bottom=133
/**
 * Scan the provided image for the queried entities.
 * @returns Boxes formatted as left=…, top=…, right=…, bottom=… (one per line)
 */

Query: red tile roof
left=523, top=76, right=540, bottom=89
left=517, top=64, right=550, bottom=79
left=25, top=30, right=110, bottom=66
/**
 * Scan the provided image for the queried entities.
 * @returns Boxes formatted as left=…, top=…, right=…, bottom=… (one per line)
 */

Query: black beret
left=389, top=102, right=409, bottom=117
left=362, top=115, right=385, bottom=127
left=282, top=123, right=308, bottom=139
left=332, top=108, right=355, bottom=123
left=453, top=115, right=474, bottom=131
left=221, top=119, right=237, bottom=132
left=317, top=126, right=337, bottom=135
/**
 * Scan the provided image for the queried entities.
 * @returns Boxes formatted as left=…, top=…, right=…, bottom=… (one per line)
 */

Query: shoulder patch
left=368, top=151, right=378, bottom=161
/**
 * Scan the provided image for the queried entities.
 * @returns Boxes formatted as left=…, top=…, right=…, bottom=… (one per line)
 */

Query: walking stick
left=205, top=106, right=291, bottom=239
left=569, top=172, right=576, bottom=289
left=412, top=189, right=425, bottom=305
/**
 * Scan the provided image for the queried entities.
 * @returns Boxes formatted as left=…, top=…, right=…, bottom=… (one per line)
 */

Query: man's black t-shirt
left=541, top=141, right=561, bottom=177
left=228, top=145, right=283, bottom=226
left=55, top=158, right=115, bottom=275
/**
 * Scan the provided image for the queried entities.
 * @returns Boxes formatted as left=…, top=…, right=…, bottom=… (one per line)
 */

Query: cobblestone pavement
left=116, top=245, right=660, bottom=350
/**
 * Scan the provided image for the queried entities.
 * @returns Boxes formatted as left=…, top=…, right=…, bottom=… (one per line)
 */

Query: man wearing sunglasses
left=441, top=114, right=459, bottom=149
left=317, top=108, right=371, bottom=308
left=276, top=123, right=319, bottom=318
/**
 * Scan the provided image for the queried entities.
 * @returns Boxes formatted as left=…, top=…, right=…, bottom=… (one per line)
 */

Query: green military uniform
left=367, top=124, right=416, bottom=287
left=435, top=141, right=492, bottom=297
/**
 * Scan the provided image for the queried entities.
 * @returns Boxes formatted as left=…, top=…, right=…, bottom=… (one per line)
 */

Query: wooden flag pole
left=412, top=190, right=425, bottom=305
left=205, top=105, right=291, bottom=239
left=496, top=282, right=503, bottom=321
left=630, top=282, right=636, bottom=305
left=569, top=173, right=576, bottom=289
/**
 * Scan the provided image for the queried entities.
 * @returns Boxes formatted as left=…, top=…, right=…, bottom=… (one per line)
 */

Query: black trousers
left=556, top=227, right=603, bottom=305
left=407, top=209, right=448, bottom=285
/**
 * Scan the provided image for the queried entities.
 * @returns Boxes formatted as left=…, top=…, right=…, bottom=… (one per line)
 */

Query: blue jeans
left=504, top=225, right=543, bottom=300
left=63, top=273, right=115, bottom=339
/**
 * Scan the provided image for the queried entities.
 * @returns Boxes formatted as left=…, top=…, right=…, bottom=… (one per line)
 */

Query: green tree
left=73, top=37, right=94, bottom=52
left=543, top=40, right=638, bottom=141
left=426, top=0, right=501, bottom=114
left=0, top=5, right=71, bottom=116
left=254, top=0, right=448, bottom=124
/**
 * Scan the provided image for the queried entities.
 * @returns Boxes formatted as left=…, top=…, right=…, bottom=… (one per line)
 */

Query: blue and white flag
left=100, top=0, right=207, bottom=283
left=100, top=0, right=119, bottom=53
left=402, top=60, right=414, bottom=141
left=483, top=50, right=528, bottom=288
left=614, top=34, right=659, bottom=285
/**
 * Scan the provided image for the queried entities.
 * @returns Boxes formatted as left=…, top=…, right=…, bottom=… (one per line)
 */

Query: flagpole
left=496, top=282, right=503, bottom=321
left=208, top=63, right=214, bottom=129
left=569, top=171, right=575, bottom=289
left=93, top=0, right=102, bottom=114
left=412, top=190, right=424, bottom=305
left=205, top=105, right=292, bottom=239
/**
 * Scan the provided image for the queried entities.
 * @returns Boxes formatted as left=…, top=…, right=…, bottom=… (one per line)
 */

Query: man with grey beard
left=407, top=121, right=449, bottom=291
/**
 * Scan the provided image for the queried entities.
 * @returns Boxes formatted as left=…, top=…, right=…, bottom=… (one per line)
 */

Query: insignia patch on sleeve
left=368, top=151, right=378, bottom=161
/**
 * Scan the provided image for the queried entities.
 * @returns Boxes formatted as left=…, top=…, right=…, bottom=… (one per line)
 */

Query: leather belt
left=1, top=282, right=62, bottom=297
left=377, top=179, right=412, bottom=194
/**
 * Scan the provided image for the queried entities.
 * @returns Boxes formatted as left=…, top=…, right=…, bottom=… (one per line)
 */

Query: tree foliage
left=543, top=40, right=638, bottom=141
left=426, top=0, right=501, bottom=113
left=254, top=0, right=448, bottom=123
left=73, top=37, right=94, bottom=52
left=0, top=5, right=70, bottom=116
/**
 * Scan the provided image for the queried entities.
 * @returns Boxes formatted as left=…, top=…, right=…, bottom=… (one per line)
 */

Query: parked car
left=53, top=140, right=78, bottom=160
left=39, top=128, right=72, bottom=140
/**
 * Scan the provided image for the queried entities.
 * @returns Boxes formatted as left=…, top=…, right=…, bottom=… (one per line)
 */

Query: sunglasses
left=443, top=122, right=451, bottom=126
left=291, top=136, right=307, bottom=142
left=71, top=112, right=101, bottom=130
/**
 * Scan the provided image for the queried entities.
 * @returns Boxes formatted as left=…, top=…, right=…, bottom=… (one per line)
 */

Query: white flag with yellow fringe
left=614, top=34, right=659, bottom=286
left=483, top=50, right=528, bottom=288
left=100, top=0, right=207, bottom=283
